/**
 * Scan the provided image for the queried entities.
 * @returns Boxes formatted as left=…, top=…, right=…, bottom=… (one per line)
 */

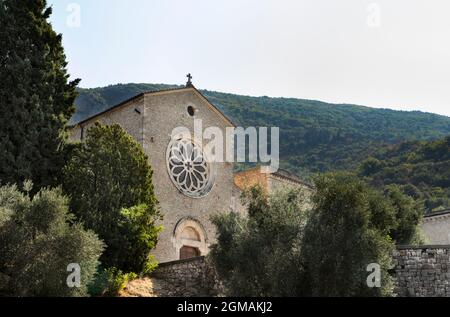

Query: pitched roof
left=424, top=209, right=450, bottom=218
left=235, top=166, right=313, bottom=189
left=271, top=168, right=313, bottom=189
left=71, top=86, right=235, bottom=127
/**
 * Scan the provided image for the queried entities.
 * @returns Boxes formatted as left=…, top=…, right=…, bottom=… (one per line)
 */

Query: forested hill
left=74, top=83, right=450, bottom=177
left=358, top=136, right=450, bottom=213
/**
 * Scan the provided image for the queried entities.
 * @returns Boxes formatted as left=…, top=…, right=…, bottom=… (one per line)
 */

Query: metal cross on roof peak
left=186, top=73, right=193, bottom=87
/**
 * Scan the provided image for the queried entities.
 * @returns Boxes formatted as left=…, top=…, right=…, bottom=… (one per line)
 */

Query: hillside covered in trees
left=359, top=136, right=450, bottom=213
left=74, top=83, right=450, bottom=177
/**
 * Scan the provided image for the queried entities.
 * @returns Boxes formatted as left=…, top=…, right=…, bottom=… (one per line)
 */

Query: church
left=69, top=77, right=312, bottom=263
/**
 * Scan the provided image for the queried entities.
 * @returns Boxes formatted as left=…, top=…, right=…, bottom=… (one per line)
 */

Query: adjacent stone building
left=233, top=166, right=313, bottom=213
left=422, top=210, right=450, bottom=245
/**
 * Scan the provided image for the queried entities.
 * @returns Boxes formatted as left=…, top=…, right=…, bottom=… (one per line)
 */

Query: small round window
left=187, top=106, right=195, bottom=117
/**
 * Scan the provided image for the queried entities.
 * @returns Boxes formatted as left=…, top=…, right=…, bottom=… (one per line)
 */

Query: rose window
left=166, top=138, right=214, bottom=198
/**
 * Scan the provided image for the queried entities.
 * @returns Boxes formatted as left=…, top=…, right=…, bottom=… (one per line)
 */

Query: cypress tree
left=0, top=0, right=79, bottom=189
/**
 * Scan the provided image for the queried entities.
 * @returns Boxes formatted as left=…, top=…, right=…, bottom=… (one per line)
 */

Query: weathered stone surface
left=154, top=248, right=450, bottom=297
left=393, top=246, right=450, bottom=297
left=150, top=256, right=225, bottom=297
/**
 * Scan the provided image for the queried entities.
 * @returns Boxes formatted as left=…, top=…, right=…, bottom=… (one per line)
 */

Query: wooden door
left=180, top=246, right=200, bottom=260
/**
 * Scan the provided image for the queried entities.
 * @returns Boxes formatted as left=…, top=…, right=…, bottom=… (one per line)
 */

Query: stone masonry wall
left=393, top=245, right=450, bottom=297
left=151, top=257, right=224, bottom=297
left=154, top=247, right=450, bottom=297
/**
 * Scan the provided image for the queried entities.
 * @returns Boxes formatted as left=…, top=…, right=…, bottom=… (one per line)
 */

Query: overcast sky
left=48, top=0, right=450, bottom=117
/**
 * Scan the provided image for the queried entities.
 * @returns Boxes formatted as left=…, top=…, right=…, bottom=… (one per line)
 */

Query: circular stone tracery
left=166, top=138, right=214, bottom=198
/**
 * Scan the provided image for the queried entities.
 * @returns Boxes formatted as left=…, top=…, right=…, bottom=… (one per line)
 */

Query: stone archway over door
left=173, top=218, right=208, bottom=260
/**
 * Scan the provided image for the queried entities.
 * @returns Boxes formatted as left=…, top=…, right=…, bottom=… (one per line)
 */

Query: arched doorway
left=173, top=218, right=208, bottom=260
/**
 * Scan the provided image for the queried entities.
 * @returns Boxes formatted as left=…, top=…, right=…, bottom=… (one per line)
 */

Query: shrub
left=89, top=267, right=138, bottom=296
left=0, top=183, right=104, bottom=297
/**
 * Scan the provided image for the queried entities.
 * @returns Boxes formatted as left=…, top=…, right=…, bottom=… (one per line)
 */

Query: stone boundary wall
left=151, top=256, right=224, bottom=297
left=154, top=246, right=450, bottom=297
left=393, top=245, right=450, bottom=297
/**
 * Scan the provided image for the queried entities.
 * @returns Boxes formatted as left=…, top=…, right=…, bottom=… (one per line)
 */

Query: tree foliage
left=209, top=186, right=309, bottom=296
left=359, top=136, right=450, bottom=212
left=63, top=123, right=161, bottom=273
left=0, top=0, right=79, bottom=189
left=210, top=173, right=425, bottom=297
left=384, top=185, right=424, bottom=245
left=301, top=173, right=396, bottom=297
left=0, top=183, right=104, bottom=297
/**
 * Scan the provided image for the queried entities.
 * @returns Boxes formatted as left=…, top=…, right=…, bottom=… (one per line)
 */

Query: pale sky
left=48, top=0, right=450, bottom=117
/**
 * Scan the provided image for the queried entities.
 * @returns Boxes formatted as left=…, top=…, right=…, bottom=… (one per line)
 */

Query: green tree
left=0, top=183, right=104, bottom=297
left=0, top=0, right=80, bottom=189
left=209, top=186, right=309, bottom=296
left=360, top=157, right=384, bottom=176
left=384, top=185, right=424, bottom=245
left=301, top=173, right=395, bottom=297
left=119, top=204, right=161, bottom=274
left=210, top=173, right=423, bottom=297
left=63, top=123, right=161, bottom=273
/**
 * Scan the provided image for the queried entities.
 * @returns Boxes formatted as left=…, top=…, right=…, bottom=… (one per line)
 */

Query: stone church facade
left=70, top=85, right=311, bottom=263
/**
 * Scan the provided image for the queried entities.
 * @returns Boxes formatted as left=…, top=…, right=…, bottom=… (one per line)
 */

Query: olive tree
left=0, top=183, right=104, bottom=297
left=301, top=173, right=395, bottom=297
left=209, top=186, right=309, bottom=296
